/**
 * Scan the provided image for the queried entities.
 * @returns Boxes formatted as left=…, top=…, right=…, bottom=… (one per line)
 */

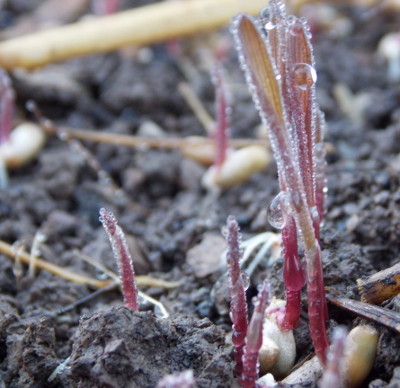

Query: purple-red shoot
left=319, top=326, right=348, bottom=388
left=99, top=208, right=138, bottom=310
left=241, top=281, right=270, bottom=388
left=223, top=215, right=248, bottom=378
left=211, top=65, right=231, bottom=171
left=0, top=68, right=14, bottom=144
left=231, top=0, right=329, bottom=364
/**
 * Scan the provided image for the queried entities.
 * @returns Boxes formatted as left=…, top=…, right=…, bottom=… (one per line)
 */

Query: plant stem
left=223, top=215, right=248, bottom=378
left=241, top=280, right=270, bottom=388
left=99, top=208, right=138, bottom=310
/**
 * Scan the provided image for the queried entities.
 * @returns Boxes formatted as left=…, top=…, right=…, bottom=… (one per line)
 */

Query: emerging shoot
left=202, top=65, right=270, bottom=193
left=223, top=215, right=249, bottom=377
left=241, top=280, right=270, bottom=388
left=99, top=208, right=138, bottom=310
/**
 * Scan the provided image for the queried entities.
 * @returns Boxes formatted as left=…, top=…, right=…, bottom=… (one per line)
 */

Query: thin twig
left=47, top=125, right=268, bottom=150
left=0, top=239, right=111, bottom=288
left=178, top=82, right=214, bottom=134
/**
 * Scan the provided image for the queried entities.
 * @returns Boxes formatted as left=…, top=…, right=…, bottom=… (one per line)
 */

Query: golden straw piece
left=0, top=239, right=111, bottom=288
left=53, top=125, right=268, bottom=149
left=0, top=0, right=269, bottom=70
left=0, top=239, right=181, bottom=290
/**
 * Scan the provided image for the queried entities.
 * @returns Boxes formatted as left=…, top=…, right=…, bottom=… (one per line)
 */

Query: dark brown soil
left=1, top=1, right=400, bottom=387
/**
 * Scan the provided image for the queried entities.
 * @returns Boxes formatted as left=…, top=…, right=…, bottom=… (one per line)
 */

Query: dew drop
left=260, top=6, right=270, bottom=19
left=95, top=268, right=108, bottom=280
left=36, top=231, right=47, bottom=242
left=241, top=271, right=250, bottom=291
left=293, top=63, right=317, bottom=91
left=267, top=192, right=284, bottom=229
left=265, top=21, right=276, bottom=31
left=276, top=74, right=282, bottom=81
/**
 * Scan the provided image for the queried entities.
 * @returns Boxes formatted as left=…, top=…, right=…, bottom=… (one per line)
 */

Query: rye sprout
left=231, top=0, right=329, bottom=364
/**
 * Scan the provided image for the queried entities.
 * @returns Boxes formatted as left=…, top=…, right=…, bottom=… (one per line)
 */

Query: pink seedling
left=319, top=326, right=348, bottom=388
left=210, top=64, right=230, bottom=172
left=202, top=65, right=270, bottom=192
left=223, top=215, right=249, bottom=377
left=231, top=0, right=329, bottom=364
left=241, top=281, right=270, bottom=388
left=0, top=68, right=14, bottom=145
left=99, top=208, right=138, bottom=310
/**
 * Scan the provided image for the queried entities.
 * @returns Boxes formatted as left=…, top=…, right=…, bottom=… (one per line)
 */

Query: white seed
left=202, top=145, right=271, bottom=191
left=0, top=122, right=45, bottom=169
left=259, top=337, right=280, bottom=374
left=342, top=325, right=379, bottom=388
left=259, top=298, right=296, bottom=379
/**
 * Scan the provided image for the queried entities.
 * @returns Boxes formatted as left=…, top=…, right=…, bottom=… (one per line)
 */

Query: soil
left=1, top=1, right=400, bottom=388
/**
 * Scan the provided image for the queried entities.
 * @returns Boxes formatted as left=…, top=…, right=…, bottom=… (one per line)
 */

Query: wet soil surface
left=1, top=1, right=400, bottom=387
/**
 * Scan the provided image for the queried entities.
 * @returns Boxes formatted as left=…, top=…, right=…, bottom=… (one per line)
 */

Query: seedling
left=202, top=65, right=271, bottom=192
left=231, top=0, right=329, bottom=364
left=320, top=326, right=347, bottom=388
left=223, top=215, right=249, bottom=376
left=0, top=68, right=13, bottom=145
left=241, top=280, right=270, bottom=388
left=99, top=208, right=138, bottom=310
left=223, top=215, right=273, bottom=386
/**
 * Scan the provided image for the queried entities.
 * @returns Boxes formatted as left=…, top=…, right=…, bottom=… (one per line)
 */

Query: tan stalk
left=49, top=125, right=268, bottom=149
left=0, top=0, right=270, bottom=70
left=0, top=239, right=180, bottom=289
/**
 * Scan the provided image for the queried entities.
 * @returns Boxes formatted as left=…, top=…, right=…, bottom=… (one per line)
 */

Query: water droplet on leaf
left=267, top=192, right=284, bottom=229
left=265, top=21, right=276, bottom=31
left=293, top=63, right=317, bottom=90
left=241, top=271, right=250, bottom=291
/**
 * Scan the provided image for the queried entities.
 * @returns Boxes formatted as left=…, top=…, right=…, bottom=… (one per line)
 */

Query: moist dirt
left=1, top=1, right=400, bottom=388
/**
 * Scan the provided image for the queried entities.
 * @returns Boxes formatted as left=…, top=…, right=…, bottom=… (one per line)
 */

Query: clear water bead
left=241, top=271, right=250, bottom=291
left=267, top=192, right=284, bottom=229
left=293, top=63, right=317, bottom=90
left=265, top=21, right=276, bottom=31
left=260, top=6, right=270, bottom=19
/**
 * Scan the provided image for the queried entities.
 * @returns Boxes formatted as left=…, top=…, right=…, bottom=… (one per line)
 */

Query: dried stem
left=99, top=208, right=138, bottom=310
left=0, top=0, right=270, bottom=70
left=0, top=239, right=111, bottom=288
left=223, top=215, right=248, bottom=377
left=46, top=125, right=267, bottom=150
left=178, top=82, right=214, bottom=134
